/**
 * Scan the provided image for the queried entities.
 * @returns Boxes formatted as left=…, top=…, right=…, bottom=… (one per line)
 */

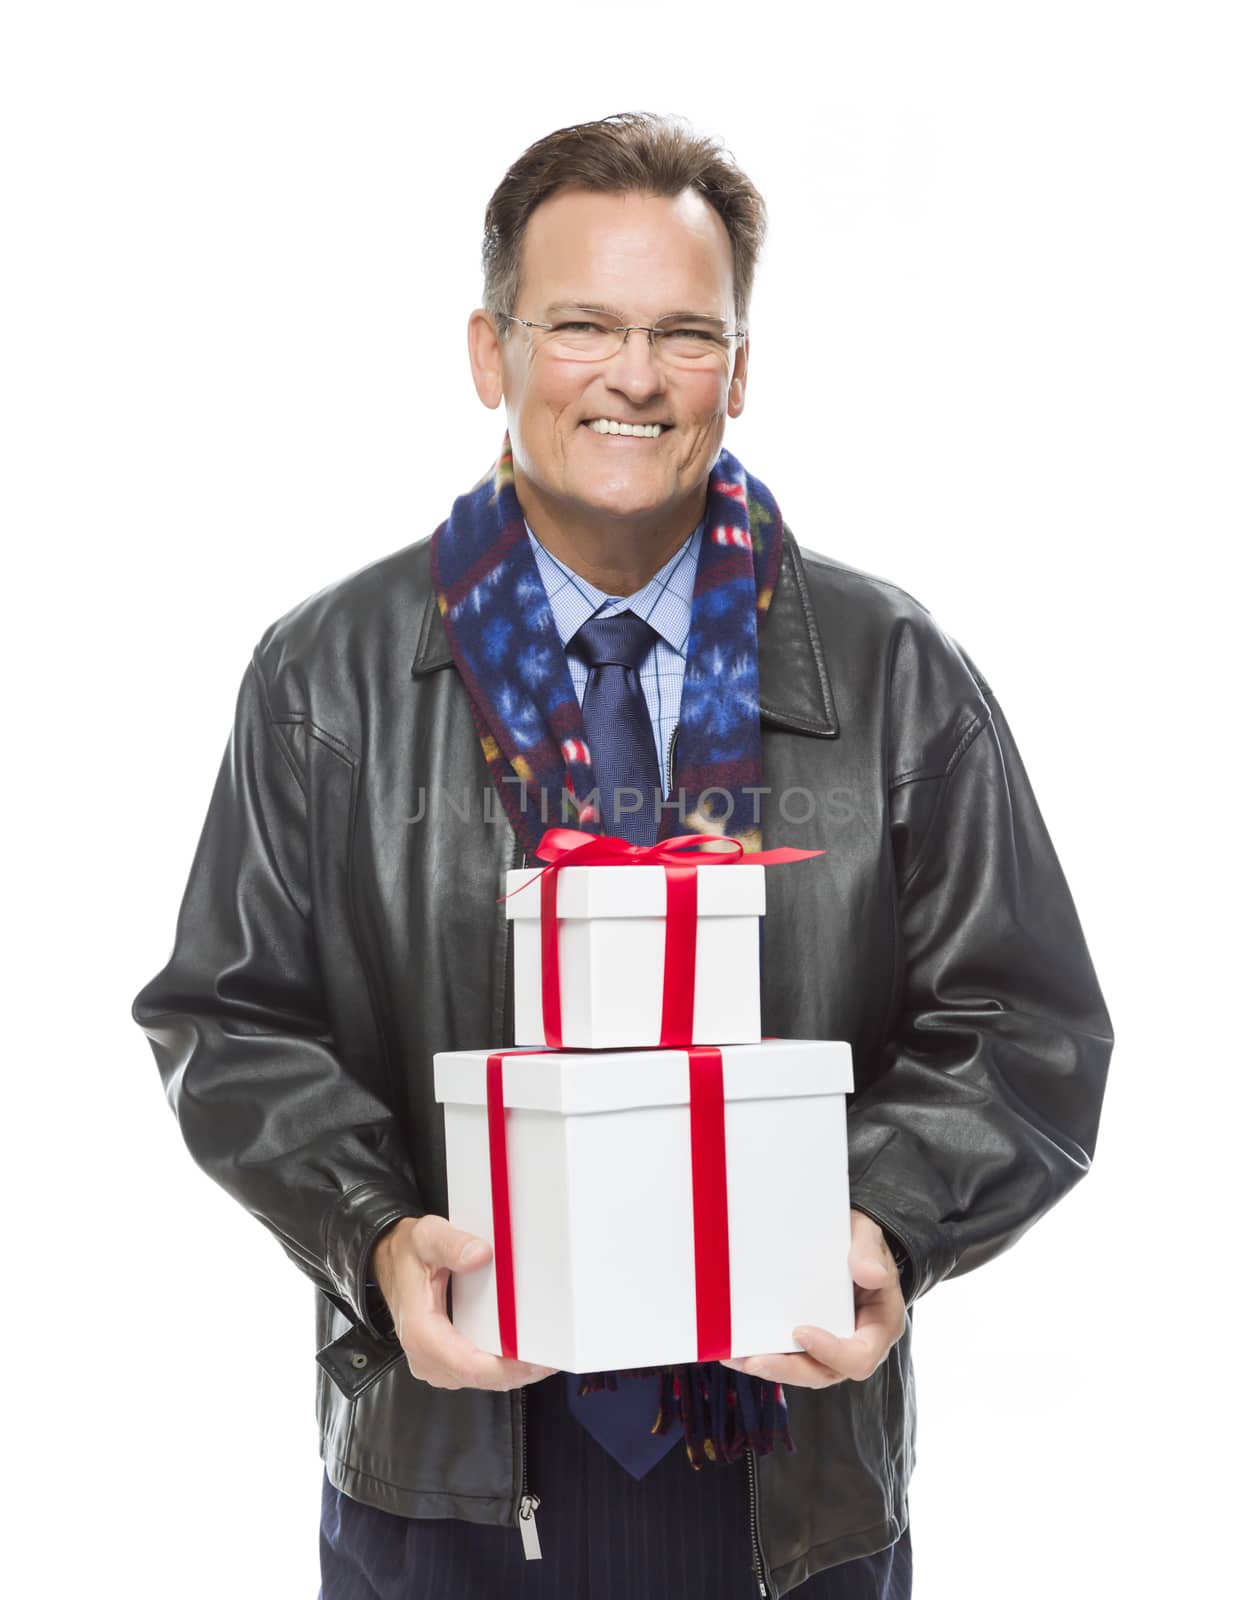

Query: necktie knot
left=567, top=609, right=662, bottom=846
left=570, top=611, right=660, bottom=672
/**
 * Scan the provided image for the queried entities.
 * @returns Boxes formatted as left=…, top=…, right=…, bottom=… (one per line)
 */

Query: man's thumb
left=411, top=1216, right=491, bottom=1269
left=458, top=1237, right=490, bottom=1268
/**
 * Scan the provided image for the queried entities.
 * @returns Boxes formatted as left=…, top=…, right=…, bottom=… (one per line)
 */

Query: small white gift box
left=504, top=862, right=765, bottom=1048
left=433, top=1038, right=856, bottom=1372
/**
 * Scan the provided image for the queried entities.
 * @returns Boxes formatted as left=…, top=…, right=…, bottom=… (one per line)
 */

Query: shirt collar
left=524, top=515, right=703, bottom=658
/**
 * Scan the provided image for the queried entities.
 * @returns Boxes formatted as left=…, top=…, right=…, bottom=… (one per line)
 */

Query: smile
left=581, top=419, right=669, bottom=437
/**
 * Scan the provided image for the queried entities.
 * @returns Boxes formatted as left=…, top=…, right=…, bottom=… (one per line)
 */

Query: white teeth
left=585, top=419, right=666, bottom=437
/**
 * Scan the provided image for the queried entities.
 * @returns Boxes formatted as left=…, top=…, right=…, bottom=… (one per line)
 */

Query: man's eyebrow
left=543, top=301, right=726, bottom=323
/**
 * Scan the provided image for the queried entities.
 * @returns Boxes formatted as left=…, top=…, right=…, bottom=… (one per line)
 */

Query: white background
left=4, top=2, right=1238, bottom=1595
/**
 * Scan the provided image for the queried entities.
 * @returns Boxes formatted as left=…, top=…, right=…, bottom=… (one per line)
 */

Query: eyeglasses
left=496, top=309, right=745, bottom=367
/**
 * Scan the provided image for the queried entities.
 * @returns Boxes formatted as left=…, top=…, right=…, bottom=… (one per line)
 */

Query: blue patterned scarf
left=431, top=431, right=795, bottom=1468
left=431, top=431, right=783, bottom=855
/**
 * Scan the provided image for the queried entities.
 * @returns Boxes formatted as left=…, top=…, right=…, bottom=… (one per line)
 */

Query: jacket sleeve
left=130, top=650, right=423, bottom=1341
left=848, top=672, right=1114, bottom=1306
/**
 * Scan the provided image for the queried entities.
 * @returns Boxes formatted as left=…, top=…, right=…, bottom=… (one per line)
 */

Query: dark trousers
left=319, top=1371, right=912, bottom=1598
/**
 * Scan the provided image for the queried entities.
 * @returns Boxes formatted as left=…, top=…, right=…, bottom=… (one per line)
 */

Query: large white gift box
left=504, top=862, right=765, bottom=1048
left=433, top=1037, right=856, bottom=1373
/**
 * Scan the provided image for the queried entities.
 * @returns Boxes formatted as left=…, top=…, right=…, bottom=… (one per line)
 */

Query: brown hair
left=481, top=111, right=768, bottom=340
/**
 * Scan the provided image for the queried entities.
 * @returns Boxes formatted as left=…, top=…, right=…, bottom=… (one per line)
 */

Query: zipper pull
left=518, top=1492, right=543, bottom=1560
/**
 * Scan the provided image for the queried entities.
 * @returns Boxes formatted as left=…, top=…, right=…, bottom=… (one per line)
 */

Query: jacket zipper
left=747, top=1447, right=770, bottom=1596
left=665, top=721, right=679, bottom=800
left=517, top=1385, right=542, bottom=1558
left=506, top=825, right=543, bottom=1560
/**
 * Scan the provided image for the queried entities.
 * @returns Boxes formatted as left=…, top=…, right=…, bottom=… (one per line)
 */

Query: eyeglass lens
left=539, top=310, right=734, bottom=365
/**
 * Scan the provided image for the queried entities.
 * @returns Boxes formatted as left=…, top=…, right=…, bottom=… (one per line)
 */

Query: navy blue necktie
left=563, top=610, right=682, bottom=1478
left=569, top=612, right=663, bottom=845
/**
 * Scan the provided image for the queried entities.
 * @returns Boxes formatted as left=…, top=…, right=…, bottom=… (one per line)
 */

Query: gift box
left=433, top=1037, right=856, bottom=1372
left=504, top=861, right=766, bottom=1048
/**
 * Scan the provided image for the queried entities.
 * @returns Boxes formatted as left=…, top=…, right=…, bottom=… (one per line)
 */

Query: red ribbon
left=687, top=1045, right=731, bottom=1359
left=485, top=1048, right=547, bottom=1359
left=483, top=1044, right=734, bottom=1362
left=499, top=828, right=824, bottom=1048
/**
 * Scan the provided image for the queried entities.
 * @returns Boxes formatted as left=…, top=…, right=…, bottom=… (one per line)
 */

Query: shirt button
left=351, top=1353, right=369, bottom=1370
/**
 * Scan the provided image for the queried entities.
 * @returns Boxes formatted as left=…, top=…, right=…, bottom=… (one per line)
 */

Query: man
left=132, top=112, right=1112, bottom=1598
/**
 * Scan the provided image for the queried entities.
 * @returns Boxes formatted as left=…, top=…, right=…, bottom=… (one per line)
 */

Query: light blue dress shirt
left=524, top=516, right=704, bottom=798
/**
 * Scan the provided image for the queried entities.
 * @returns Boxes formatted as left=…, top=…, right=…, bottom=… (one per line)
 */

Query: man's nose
left=606, top=328, right=668, bottom=397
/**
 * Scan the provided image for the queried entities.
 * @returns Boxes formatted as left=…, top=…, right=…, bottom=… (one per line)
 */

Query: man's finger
left=791, top=1322, right=888, bottom=1380
left=463, top=1350, right=562, bottom=1390
left=410, top=1214, right=492, bottom=1272
left=849, top=1249, right=896, bottom=1286
left=722, top=1352, right=844, bottom=1388
left=415, top=1309, right=555, bottom=1390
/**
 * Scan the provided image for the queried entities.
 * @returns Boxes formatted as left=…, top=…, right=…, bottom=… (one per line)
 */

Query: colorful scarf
left=431, top=431, right=783, bottom=854
left=430, top=431, right=795, bottom=1468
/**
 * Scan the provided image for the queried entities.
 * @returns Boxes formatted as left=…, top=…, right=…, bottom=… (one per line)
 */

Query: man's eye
left=556, top=321, right=606, bottom=333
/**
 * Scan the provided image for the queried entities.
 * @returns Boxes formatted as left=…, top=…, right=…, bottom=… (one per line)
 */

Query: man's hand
left=719, top=1208, right=907, bottom=1389
left=372, top=1215, right=560, bottom=1391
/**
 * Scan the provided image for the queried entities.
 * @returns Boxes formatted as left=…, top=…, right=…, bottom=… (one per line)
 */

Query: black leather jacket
left=131, top=525, right=1113, bottom=1596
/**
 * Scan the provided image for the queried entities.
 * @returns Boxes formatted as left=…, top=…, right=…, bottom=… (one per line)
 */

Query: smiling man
left=132, top=113, right=1113, bottom=1598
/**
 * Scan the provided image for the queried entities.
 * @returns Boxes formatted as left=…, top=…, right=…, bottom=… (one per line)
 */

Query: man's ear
left=727, top=332, right=750, bottom=420
left=467, top=309, right=505, bottom=410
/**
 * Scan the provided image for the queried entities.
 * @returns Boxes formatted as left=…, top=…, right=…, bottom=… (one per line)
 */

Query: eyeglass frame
left=495, top=310, right=747, bottom=359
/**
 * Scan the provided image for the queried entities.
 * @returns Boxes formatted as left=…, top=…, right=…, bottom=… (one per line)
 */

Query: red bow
left=502, top=825, right=823, bottom=881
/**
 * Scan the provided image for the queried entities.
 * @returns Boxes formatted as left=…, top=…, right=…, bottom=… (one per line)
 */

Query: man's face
left=469, top=187, right=748, bottom=528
